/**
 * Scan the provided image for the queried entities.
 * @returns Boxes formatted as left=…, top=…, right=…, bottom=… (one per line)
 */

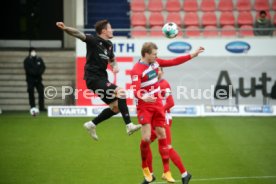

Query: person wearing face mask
left=24, top=47, right=46, bottom=111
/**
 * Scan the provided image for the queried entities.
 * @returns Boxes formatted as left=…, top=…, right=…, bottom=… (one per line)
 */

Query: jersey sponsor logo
left=147, top=70, right=157, bottom=80
left=167, top=42, right=192, bottom=54
left=225, top=41, right=250, bottom=53
left=132, top=75, right=138, bottom=81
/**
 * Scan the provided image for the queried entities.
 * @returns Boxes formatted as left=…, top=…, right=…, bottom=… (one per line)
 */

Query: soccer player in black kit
left=56, top=20, right=141, bottom=140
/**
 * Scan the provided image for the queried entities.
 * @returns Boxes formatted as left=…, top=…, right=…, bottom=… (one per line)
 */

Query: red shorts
left=137, top=106, right=166, bottom=128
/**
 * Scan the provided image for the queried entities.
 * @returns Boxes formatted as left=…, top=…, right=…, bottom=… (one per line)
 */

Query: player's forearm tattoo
left=65, top=27, right=86, bottom=41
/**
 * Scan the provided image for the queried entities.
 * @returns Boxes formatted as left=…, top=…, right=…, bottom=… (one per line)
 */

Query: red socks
left=147, top=147, right=153, bottom=173
left=140, top=140, right=150, bottom=168
left=169, top=148, right=186, bottom=174
left=158, top=138, right=170, bottom=173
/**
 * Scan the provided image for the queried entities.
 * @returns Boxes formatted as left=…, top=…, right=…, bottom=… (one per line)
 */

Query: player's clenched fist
left=56, top=22, right=66, bottom=30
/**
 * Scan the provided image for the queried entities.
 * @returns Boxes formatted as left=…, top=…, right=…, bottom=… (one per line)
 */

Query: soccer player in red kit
left=143, top=67, right=191, bottom=184
left=130, top=42, right=204, bottom=183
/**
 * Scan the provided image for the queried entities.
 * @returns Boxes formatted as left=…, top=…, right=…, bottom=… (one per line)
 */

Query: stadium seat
left=185, top=26, right=201, bottom=37
left=166, top=0, right=181, bottom=12
left=131, top=12, right=147, bottom=27
left=167, top=12, right=182, bottom=27
left=149, top=12, right=165, bottom=27
left=183, top=0, right=198, bottom=12
left=239, top=25, right=254, bottom=37
left=236, top=0, right=251, bottom=11
left=237, top=11, right=253, bottom=26
left=218, top=0, right=234, bottom=11
left=254, top=0, right=270, bottom=11
left=273, top=0, right=276, bottom=11
left=221, top=25, right=237, bottom=37
left=183, top=12, right=199, bottom=27
left=202, top=12, right=217, bottom=27
left=130, top=0, right=146, bottom=12
left=220, top=12, right=235, bottom=26
left=148, top=0, right=163, bottom=12
left=202, top=25, right=219, bottom=37
left=200, top=0, right=216, bottom=12
left=131, top=26, right=148, bottom=37
left=149, top=26, right=163, bottom=37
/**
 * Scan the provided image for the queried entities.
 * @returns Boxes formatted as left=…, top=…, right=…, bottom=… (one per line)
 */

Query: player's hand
left=141, top=95, right=157, bottom=103
left=112, top=65, right=119, bottom=73
left=191, top=46, right=205, bottom=58
left=56, top=22, right=66, bottom=30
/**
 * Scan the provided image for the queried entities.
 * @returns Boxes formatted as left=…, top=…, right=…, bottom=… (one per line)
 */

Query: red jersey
left=130, top=55, right=191, bottom=108
left=159, top=79, right=175, bottom=113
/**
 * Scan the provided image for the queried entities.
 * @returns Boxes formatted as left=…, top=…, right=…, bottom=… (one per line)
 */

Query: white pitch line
left=152, top=175, right=276, bottom=184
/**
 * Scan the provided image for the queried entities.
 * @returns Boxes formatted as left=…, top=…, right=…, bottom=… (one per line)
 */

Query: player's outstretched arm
left=157, top=46, right=205, bottom=67
left=190, top=46, right=205, bottom=58
left=56, top=22, right=86, bottom=41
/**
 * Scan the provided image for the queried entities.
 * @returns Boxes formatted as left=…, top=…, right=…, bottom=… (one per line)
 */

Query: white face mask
left=30, top=51, right=36, bottom=57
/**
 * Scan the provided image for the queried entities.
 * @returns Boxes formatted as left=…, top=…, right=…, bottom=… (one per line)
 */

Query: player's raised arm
left=157, top=46, right=205, bottom=67
left=56, top=22, right=86, bottom=41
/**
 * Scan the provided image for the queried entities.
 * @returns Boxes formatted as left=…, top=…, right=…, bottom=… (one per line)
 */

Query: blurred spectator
left=254, top=11, right=273, bottom=36
left=24, top=47, right=46, bottom=111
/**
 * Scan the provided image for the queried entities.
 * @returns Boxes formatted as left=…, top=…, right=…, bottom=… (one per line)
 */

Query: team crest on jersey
left=132, top=75, right=138, bottom=81
left=106, top=82, right=112, bottom=87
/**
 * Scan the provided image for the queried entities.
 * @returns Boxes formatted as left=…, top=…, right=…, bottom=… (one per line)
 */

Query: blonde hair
left=141, top=42, right=158, bottom=57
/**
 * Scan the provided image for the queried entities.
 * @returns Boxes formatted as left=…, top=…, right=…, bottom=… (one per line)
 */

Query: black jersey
left=83, top=35, right=115, bottom=80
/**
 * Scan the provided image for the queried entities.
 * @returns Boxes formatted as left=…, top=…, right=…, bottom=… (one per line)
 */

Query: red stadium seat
left=183, top=12, right=199, bottom=27
left=220, top=12, right=235, bottom=26
left=236, top=0, right=251, bottom=11
left=130, top=0, right=146, bottom=12
left=273, top=0, right=276, bottom=11
left=254, top=0, right=270, bottom=11
left=149, top=12, right=165, bottom=27
left=185, top=26, right=201, bottom=37
left=202, top=12, right=217, bottom=27
left=218, top=0, right=234, bottom=11
left=149, top=26, right=163, bottom=37
left=167, top=12, right=182, bottom=27
left=166, top=0, right=181, bottom=12
left=237, top=11, right=253, bottom=26
left=200, top=0, right=216, bottom=12
left=131, top=12, right=147, bottom=27
left=221, top=25, right=237, bottom=37
left=183, top=0, right=198, bottom=12
left=239, top=25, right=254, bottom=37
left=131, top=26, right=148, bottom=37
left=148, top=0, right=163, bottom=12
left=202, top=25, right=219, bottom=37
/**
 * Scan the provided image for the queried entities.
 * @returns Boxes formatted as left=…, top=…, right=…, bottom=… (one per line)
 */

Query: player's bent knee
left=142, top=137, right=151, bottom=143
left=109, top=101, right=119, bottom=113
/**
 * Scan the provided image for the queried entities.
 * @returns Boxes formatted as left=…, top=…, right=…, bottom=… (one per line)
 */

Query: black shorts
left=86, top=78, right=118, bottom=104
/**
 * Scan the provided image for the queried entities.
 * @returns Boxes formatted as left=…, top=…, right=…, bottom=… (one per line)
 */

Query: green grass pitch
left=0, top=112, right=276, bottom=184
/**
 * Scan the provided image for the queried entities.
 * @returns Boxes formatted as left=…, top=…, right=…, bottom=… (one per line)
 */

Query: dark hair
left=94, top=19, right=110, bottom=35
left=29, top=47, right=36, bottom=54
left=260, top=10, right=266, bottom=16
left=141, top=42, right=158, bottom=57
